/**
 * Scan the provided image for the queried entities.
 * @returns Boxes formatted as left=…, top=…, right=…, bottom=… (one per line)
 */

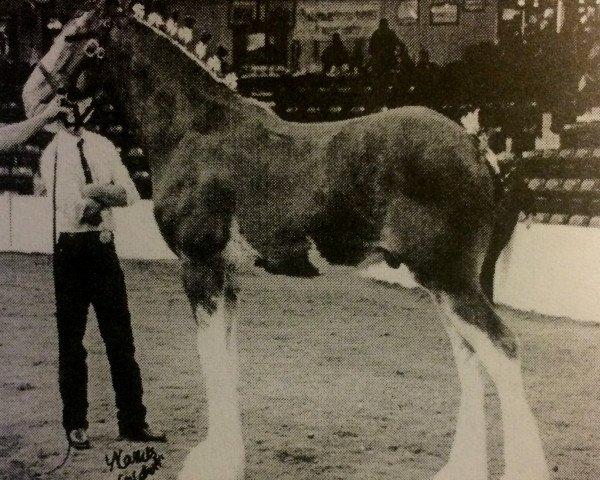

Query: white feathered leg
left=178, top=297, right=245, bottom=480
left=436, top=291, right=549, bottom=480
left=432, top=297, right=488, bottom=480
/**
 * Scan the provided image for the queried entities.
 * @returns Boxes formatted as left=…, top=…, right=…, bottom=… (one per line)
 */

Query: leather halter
left=35, top=24, right=113, bottom=128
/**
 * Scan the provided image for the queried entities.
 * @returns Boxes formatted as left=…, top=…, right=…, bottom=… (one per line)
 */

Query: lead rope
left=33, top=142, right=73, bottom=477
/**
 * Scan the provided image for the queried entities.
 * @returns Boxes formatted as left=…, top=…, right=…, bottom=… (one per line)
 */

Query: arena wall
left=1, top=193, right=599, bottom=324
left=381, top=0, right=498, bottom=65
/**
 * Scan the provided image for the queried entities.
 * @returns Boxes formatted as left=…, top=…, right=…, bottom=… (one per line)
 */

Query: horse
left=22, top=2, right=550, bottom=479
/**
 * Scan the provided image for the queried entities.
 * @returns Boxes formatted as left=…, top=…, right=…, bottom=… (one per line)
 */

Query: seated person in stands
left=195, top=31, right=212, bottom=62
left=0, top=96, right=67, bottom=152
left=321, top=33, right=350, bottom=75
left=177, top=16, right=195, bottom=46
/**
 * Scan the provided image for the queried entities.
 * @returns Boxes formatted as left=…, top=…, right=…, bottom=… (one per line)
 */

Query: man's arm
left=81, top=137, right=141, bottom=208
left=81, top=183, right=128, bottom=207
left=0, top=97, right=68, bottom=152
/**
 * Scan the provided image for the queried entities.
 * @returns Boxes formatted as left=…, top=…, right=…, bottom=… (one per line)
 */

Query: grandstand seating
left=518, top=148, right=600, bottom=227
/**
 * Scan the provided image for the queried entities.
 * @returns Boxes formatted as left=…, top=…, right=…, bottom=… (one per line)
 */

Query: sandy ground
left=0, top=253, right=599, bottom=480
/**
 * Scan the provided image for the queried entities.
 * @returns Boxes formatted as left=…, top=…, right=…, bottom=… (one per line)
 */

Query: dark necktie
left=76, top=138, right=93, bottom=184
left=76, top=138, right=102, bottom=226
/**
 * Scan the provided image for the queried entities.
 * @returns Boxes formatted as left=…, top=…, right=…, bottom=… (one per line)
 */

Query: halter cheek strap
left=36, top=63, right=67, bottom=103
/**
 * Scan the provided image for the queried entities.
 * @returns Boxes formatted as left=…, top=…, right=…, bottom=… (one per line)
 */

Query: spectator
left=416, top=47, right=436, bottom=71
left=413, top=47, right=440, bottom=103
left=369, top=19, right=402, bottom=74
left=195, top=31, right=212, bottom=62
left=321, top=33, right=350, bottom=75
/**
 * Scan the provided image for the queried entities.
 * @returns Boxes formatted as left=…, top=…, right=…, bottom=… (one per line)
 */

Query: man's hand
left=81, top=183, right=128, bottom=207
left=40, top=96, right=71, bottom=123
left=81, top=198, right=104, bottom=226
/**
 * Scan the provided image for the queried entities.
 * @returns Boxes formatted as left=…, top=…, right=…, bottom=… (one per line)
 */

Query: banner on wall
left=294, top=1, right=381, bottom=40
left=463, top=0, right=486, bottom=12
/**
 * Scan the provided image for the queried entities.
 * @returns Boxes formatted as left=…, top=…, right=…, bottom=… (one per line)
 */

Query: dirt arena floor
left=0, top=253, right=599, bottom=480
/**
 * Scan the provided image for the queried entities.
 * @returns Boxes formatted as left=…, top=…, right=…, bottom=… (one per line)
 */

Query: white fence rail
left=0, top=193, right=175, bottom=259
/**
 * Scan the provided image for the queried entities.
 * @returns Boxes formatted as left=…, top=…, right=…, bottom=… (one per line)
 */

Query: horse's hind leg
left=429, top=298, right=488, bottom=480
left=433, top=289, right=549, bottom=480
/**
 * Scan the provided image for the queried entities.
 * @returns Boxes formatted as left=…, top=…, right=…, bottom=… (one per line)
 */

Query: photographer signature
left=105, top=446, right=164, bottom=480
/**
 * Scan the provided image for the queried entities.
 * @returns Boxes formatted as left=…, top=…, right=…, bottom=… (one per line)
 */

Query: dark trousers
left=53, top=232, right=147, bottom=433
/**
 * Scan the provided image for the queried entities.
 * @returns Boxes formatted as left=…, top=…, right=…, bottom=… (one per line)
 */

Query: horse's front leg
left=178, top=254, right=245, bottom=480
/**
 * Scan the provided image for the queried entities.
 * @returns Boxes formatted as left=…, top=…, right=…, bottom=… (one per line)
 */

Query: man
left=39, top=96, right=166, bottom=449
left=0, top=96, right=68, bottom=152
left=320, top=33, right=350, bottom=75
left=368, top=18, right=402, bottom=75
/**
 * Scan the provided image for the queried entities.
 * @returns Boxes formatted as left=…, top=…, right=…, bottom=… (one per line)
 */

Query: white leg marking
left=438, top=293, right=550, bottom=480
left=431, top=298, right=488, bottom=480
left=178, top=298, right=245, bottom=480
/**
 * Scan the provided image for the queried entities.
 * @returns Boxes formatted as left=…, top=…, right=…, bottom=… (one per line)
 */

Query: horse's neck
left=114, top=20, right=284, bottom=176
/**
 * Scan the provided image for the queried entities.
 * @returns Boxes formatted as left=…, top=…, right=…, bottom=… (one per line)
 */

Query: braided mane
left=131, top=10, right=278, bottom=119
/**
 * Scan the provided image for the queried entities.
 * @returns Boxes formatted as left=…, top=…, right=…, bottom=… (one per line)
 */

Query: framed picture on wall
left=463, top=0, right=486, bottom=12
left=430, top=2, right=459, bottom=25
left=397, top=0, right=419, bottom=25
left=229, top=0, right=258, bottom=27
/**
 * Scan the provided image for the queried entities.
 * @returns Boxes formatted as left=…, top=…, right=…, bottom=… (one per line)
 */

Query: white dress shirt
left=40, top=129, right=140, bottom=237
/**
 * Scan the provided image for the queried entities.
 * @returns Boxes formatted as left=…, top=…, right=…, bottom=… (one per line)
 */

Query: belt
left=58, top=230, right=114, bottom=244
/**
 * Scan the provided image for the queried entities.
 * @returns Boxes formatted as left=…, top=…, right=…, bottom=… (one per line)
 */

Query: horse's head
left=23, top=0, right=128, bottom=119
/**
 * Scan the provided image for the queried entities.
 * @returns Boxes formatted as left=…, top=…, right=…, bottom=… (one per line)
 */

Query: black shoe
left=67, top=428, right=91, bottom=450
left=119, top=426, right=166, bottom=443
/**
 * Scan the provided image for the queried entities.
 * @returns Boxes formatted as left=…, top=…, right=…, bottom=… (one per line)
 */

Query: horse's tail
left=460, top=109, right=527, bottom=301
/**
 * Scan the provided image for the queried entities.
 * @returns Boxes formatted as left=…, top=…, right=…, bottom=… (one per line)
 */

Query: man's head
left=379, top=18, right=389, bottom=30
